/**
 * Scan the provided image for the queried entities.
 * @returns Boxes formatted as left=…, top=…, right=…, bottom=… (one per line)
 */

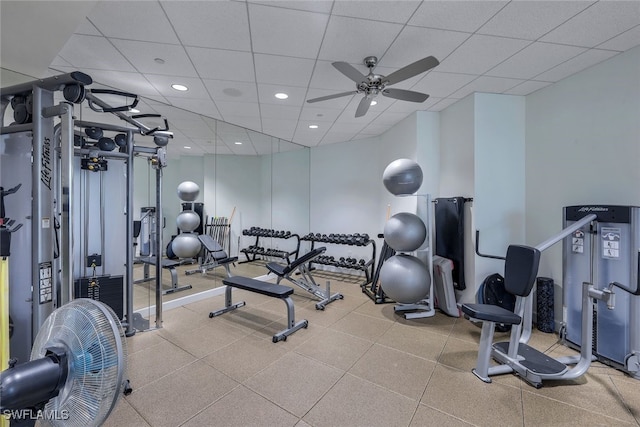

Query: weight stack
left=536, top=277, right=554, bottom=333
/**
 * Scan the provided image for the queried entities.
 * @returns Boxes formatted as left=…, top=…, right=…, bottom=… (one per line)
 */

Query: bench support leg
left=162, top=267, right=193, bottom=295
left=209, top=286, right=246, bottom=318
left=472, top=320, right=497, bottom=383
left=272, top=296, right=309, bottom=343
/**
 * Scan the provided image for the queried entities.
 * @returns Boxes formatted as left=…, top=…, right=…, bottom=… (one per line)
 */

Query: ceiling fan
left=306, top=55, right=439, bottom=117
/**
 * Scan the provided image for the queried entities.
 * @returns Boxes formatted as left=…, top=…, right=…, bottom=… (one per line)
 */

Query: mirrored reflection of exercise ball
left=384, top=212, right=426, bottom=252
left=171, top=233, right=201, bottom=259
left=177, top=181, right=200, bottom=202
left=380, top=254, right=431, bottom=304
left=176, top=210, right=200, bottom=233
left=382, top=158, right=423, bottom=196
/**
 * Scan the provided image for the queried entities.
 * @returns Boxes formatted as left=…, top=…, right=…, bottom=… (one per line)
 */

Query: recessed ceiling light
left=234, top=141, right=243, bottom=145
left=309, top=125, right=318, bottom=129
left=129, top=108, right=140, bottom=113
left=275, top=93, right=288, bottom=99
left=184, top=146, right=191, bottom=149
left=370, top=100, right=377, bottom=106
left=171, top=84, right=188, bottom=91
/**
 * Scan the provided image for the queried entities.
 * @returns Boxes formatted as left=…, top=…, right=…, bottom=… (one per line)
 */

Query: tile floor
left=108, top=269, right=640, bottom=427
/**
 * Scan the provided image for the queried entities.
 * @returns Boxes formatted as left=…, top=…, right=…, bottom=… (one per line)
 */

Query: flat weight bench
left=135, top=256, right=193, bottom=295
left=266, top=247, right=343, bottom=310
left=209, top=276, right=308, bottom=343
left=185, top=234, right=237, bottom=277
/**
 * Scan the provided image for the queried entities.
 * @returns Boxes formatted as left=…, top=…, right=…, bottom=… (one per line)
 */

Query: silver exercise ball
left=171, top=233, right=202, bottom=259
left=383, top=212, right=427, bottom=252
left=177, top=181, right=200, bottom=202
left=176, top=210, right=200, bottom=233
left=380, top=254, right=431, bottom=304
left=382, top=158, right=423, bottom=196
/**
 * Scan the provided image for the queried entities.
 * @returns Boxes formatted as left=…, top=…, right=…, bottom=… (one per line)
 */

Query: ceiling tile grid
left=37, top=0, right=640, bottom=154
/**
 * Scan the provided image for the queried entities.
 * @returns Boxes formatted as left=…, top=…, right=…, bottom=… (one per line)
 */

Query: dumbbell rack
left=300, top=233, right=376, bottom=285
left=240, top=227, right=300, bottom=265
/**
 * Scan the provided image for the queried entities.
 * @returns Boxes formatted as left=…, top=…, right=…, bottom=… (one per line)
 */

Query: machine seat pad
left=223, top=276, right=293, bottom=299
left=266, top=246, right=327, bottom=277
left=139, top=256, right=181, bottom=269
left=461, top=303, right=521, bottom=325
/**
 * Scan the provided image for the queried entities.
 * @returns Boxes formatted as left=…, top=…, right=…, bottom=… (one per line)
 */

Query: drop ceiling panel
left=162, top=1, right=251, bottom=51
left=260, top=104, right=302, bottom=120
left=318, top=15, right=403, bottom=62
left=248, top=0, right=333, bottom=14
left=57, top=34, right=135, bottom=72
left=187, top=47, right=255, bottom=82
left=409, top=1, right=508, bottom=32
left=254, top=54, right=316, bottom=87
left=431, top=98, right=462, bottom=111
left=257, top=84, right=308, bottom=107
left=487, top=42, right=587, bottom=80
left=163, top=97, right=222, bottom=121
left=379, top=26, right=470, bottom=69
left=204, top=80, right=258, bottom=104
left=436, top=34, right=531, bottom=75
left=477, top=1, right=592, bottom=40
left=145, top=74, right=211, bottom=99
left=308, top=60, right=358, bottom=91
left=216, top=101, right=261, bottom=118
left=410, top=71, right=478, bottom=98
left=450, top=75, right=524, bottom=99
left=299, top=105, right=343, bottom=123
left=534, top=48, right=619, bottom=82
left=220, top=115, right=262, bottom=132
left=88, top=1, right=179, bottom=44
left=331, top=0, right=421, bottom=24
left=540, top=1, right=640, bottom=47
left=320, top=131, right=359, bottom=145
left=248, top=4, right=329, bottom=58
left=111, top=39, right=197, bottom=77
left=261, top=119, right=297, bottom=141
left=597, top=25, right=640, bottom=51
left=75, top=18, right=101, bottom=37
left=503, top=80, right=552, bottom=96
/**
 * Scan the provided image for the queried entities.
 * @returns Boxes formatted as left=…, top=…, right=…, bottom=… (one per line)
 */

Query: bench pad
left=223, top=276, right=293, bottom=298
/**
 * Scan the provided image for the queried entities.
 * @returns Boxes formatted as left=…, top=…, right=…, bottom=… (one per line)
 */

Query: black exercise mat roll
left=435, top=197, right=466, bottom=290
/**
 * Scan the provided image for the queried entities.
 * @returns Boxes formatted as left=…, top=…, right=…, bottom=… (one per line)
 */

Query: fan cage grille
left=31, top=299, right=128, bottom=427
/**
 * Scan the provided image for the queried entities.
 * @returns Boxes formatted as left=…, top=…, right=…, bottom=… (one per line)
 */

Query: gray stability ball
left=382, top=158, right=423, bottom=196
left=176, top=210, right=200, bottom=233
left=380, top=254, right=431, bottom=304
left=171, top=233, right=202, bottom=259
left=384, top=212, right=427, bottom=252
left=177, top=181, right=200, bottom=202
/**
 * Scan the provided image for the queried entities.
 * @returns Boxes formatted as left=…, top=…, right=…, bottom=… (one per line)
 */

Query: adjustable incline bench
left=185, top=234, right=237, bottom=277
left=209, top=276, right=308, bottom=343
left=265, top=247, right=343, bottom=310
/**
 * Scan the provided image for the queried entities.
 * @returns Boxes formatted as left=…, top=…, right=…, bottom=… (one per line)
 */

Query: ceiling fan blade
left=383, top=56, right=439, bottom=86
left=382, top=88, right=429, bottom=103
left=306, top=91, right=358, bottom=103
left=355, top=96, right=371, bottom=118
left=333, top=62, right=367, bottom=83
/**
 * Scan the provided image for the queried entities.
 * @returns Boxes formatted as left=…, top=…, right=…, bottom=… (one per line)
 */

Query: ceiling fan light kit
left=307, top=55, right=440, bottom=117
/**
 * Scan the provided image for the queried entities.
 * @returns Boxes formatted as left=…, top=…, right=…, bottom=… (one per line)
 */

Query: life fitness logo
left=577, top=206, right=609, bottom=213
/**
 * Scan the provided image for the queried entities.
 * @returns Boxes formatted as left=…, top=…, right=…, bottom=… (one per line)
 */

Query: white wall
left=526, top=46, right=640, bottom=321
left=474, top=93, right=526, bottom=301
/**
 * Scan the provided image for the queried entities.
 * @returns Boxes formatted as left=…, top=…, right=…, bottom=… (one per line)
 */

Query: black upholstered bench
left=136, top=256, right=193, bottom=295
left=209, top=276, right=308, bottom=342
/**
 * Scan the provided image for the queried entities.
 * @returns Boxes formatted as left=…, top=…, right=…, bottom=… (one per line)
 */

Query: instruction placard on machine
left=601, top=227, right=621, bottom=259
left=572, top=229, right=585, bottom=254
left=39, top=261, right=53, bottom=304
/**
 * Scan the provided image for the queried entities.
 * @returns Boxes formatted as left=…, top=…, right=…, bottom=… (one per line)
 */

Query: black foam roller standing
left=536, top=277, right=555, bottom=333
